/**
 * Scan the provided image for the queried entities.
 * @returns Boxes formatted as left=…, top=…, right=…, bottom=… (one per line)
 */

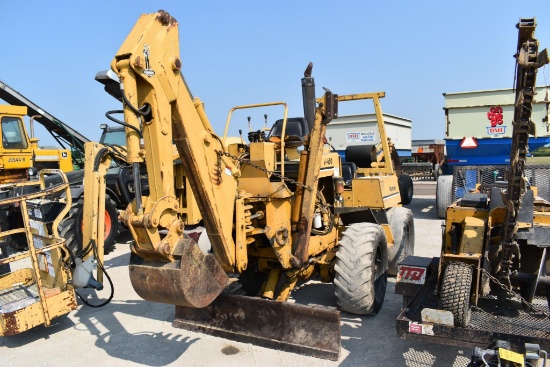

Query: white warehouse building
left=325, top=113, right=412, bottom=161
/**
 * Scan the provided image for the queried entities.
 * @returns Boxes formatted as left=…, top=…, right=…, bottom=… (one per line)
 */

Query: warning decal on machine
left=408, top=322, right=434, bottom=336
left=397, top=265, right=427, bottom=284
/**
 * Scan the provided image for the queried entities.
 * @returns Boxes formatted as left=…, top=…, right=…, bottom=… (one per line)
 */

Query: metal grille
left=452, top=165, right=550, bottom=202
left=34, top=161, right=60, bottom=171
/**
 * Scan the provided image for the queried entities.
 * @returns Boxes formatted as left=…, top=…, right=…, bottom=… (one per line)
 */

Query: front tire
left=334, top=223, right=388, bottom=315
left=438, top=262, right=472, bottom=327
left=60, top=194, right=119, bottom=257
left=387, top=207, right=415, bottom=276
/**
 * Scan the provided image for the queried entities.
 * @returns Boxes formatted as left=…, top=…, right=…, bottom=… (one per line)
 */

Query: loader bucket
left=129, top=236, right=229, bottom=308
left=173, top=292, right=341, bottom=360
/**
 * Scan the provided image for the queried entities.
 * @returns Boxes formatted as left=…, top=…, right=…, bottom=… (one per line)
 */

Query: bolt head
left=133, top=56, right=144, bottom=69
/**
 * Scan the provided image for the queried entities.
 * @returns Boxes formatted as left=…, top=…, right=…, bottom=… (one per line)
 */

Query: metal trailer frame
left=395, top=257, right=550, bottom=351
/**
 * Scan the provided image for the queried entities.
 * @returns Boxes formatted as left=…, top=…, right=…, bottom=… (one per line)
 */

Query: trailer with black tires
left=395, top=256, right=550, bottom=351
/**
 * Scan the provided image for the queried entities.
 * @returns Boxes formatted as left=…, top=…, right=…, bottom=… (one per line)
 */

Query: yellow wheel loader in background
left=0, top=10, right=414, bottom=360
left=0, top=80, right=121, bottom=255
left=0, top=104, right=73, bottom=251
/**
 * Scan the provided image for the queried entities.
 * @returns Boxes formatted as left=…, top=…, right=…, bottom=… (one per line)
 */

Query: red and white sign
left=486, top=126, right=506, bottom=135
left=397, top=265, right=427, bottom=284
left=487, top=106, right=503, bottom=127
left=409, top=323, right=423, bottom=334
left=460, top=137, right=478, bottom=149
left=486, top=106, right=506, bottom=136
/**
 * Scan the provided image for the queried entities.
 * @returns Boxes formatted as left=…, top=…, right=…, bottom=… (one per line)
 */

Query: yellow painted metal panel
left=0, top=105, right=27, bottom=115
left=352, top=176, right=400, bottom=209
left=460, top=216, right=486, bottom=254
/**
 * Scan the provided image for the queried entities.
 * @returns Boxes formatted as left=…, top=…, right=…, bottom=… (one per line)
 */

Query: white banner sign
left=346, top=131, right=375, bottom=143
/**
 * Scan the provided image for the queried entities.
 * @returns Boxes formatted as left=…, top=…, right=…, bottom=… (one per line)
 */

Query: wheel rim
left=81, top=209, right=112, bottom=239
left=103, top=210, right=112, bottom=238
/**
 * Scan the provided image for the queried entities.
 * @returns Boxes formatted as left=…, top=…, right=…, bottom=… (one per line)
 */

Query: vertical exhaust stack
left=302, top=62, right=316, bottom=136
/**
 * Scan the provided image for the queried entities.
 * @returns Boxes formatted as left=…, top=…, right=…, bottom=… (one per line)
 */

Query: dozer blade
left=129, top=237, right=229, bottom=308
left=173, top=292, right=341, bottom=360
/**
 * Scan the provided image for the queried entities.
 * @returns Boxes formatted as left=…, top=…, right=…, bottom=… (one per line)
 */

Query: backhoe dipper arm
left=110, top=11, right=239, bottom=271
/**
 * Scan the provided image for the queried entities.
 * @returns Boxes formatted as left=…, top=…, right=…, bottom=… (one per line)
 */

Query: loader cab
left=0, top=105, right=73, bottom=178
left=98, top=123, right=150, bottom=203
left=0, top=105, right=33, bottom=181
left=99, top=124, right=126, bottom=147
left=1, top=113, right=29, bottom=150
left=99, top=124, right=127, bottom=170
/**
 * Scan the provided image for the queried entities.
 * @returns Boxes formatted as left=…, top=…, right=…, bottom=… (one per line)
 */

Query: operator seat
left=341, top=162, right=357, bottom=186
left=268, top=117, right=309, bottom=148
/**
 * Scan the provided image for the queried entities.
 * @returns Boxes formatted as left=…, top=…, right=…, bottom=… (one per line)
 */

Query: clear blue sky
left=1, top=1, right=549, bottom=146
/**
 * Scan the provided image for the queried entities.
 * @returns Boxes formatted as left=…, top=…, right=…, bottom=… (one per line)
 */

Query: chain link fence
left=451, top=165, right=550, bottom=202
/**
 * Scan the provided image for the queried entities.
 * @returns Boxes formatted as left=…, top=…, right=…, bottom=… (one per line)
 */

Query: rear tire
left=436, top=175, right=453, bottom=219
left=334, top=223, right=388, bottom=315
left=387, top=207, right=415, bottom=276
left=398, top=174, right=413, bottom=205
left=438, top=262, right=472, bottom=327
left=60, top=194, right=119, bottom=257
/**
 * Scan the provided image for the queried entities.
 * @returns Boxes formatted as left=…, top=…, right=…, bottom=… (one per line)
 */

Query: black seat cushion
left=341, top=162, right=357, bottom=185
left=268, top=118, right=309, bottom=148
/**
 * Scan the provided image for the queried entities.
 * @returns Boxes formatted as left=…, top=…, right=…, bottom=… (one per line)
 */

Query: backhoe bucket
left=129, top=236, right=229, bottom=308
left=173, top=293, right=341, bottom=360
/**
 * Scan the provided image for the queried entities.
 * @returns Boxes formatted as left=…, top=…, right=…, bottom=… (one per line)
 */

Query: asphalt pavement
left=0, top=181, right=475, bottom=367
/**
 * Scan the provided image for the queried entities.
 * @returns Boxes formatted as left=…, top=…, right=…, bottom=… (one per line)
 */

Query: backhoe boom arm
left=111, top=11, right=239, bottom=271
